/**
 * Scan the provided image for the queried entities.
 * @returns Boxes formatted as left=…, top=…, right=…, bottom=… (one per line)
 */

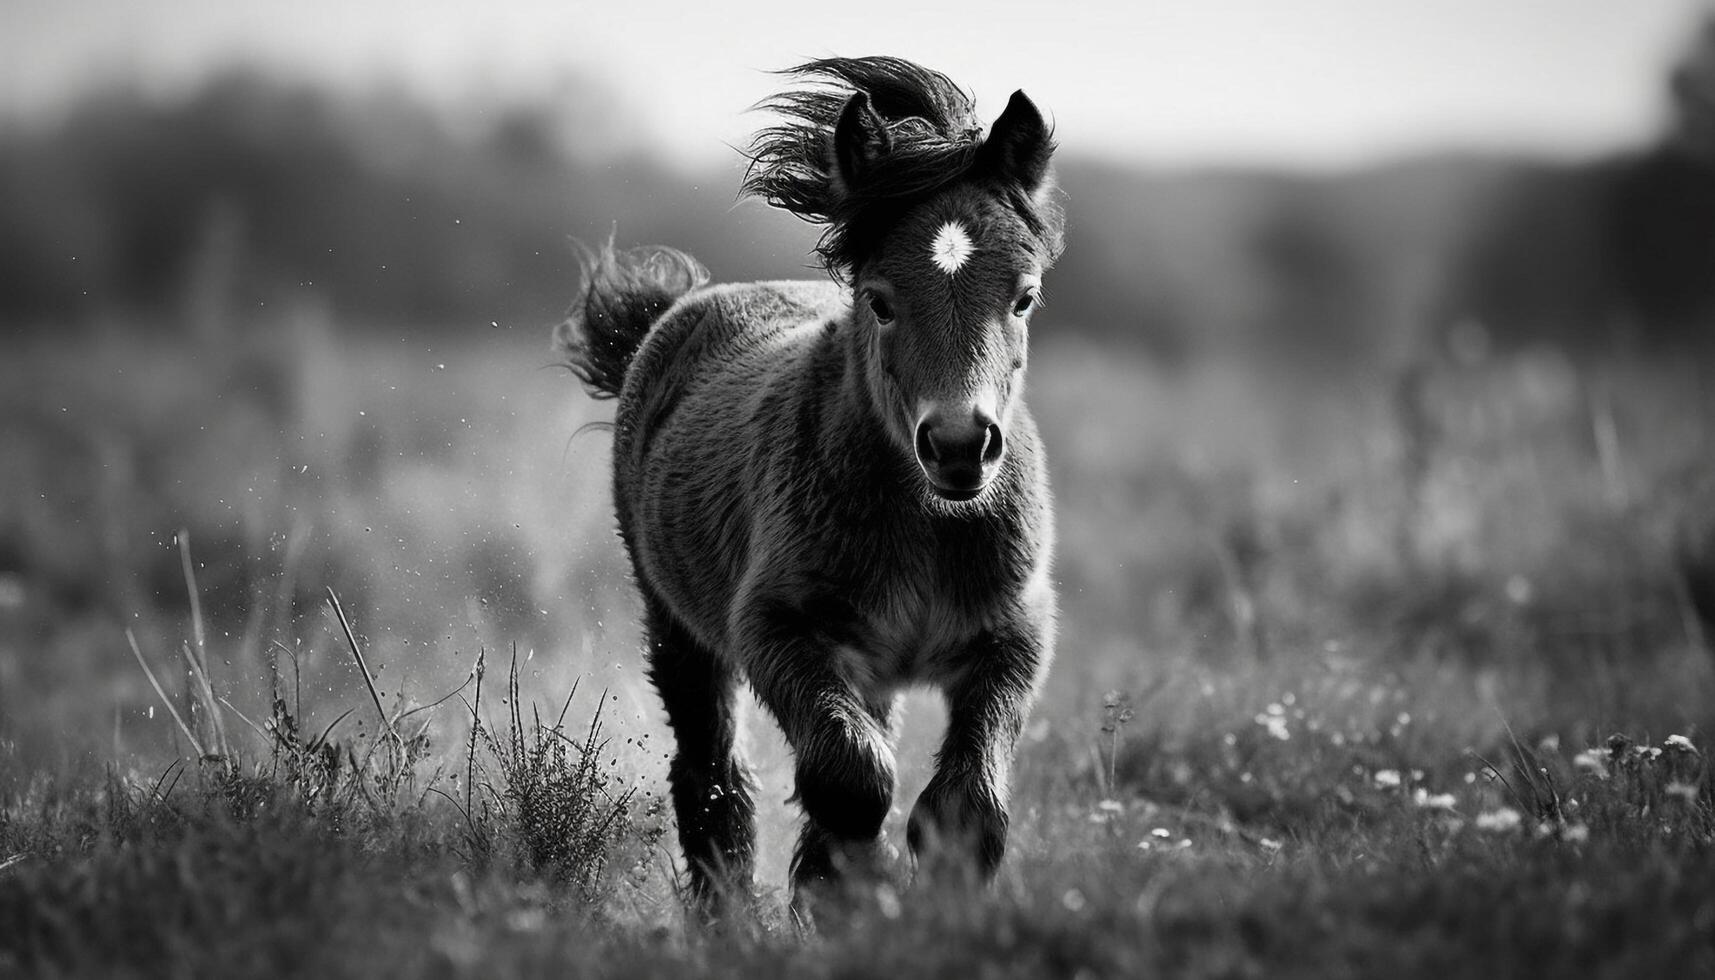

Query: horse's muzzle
left=914, top=411, right=1005, bottom=501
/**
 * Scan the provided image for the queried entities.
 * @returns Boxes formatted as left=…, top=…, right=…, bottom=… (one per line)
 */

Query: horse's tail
left=555, top=240, right=709, bottom=399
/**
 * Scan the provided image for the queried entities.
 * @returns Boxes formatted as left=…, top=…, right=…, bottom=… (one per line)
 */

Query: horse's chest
left=814, top=492, right=1038, bottom=696
left=833, top=561, right=985, bottom=695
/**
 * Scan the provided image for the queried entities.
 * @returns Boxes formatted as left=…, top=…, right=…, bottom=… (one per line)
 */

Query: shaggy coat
left=557, top=57, right=1063, bottom=916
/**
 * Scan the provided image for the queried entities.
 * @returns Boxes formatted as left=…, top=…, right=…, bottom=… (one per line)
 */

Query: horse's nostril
left=982, top=423, right=1005, bottom=466
left=915, top=420, right=940, bottom=464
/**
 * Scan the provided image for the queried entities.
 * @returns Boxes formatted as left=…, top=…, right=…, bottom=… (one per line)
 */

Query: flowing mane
left=743, top=57, right=1060, bottom=276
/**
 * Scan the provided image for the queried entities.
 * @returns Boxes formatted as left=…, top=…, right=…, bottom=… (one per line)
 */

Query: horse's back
left=633, top=278, right=839, bottom=366
left=613, top=279, right=844, bottom=638
left=616, top=279, right=839, bottom=468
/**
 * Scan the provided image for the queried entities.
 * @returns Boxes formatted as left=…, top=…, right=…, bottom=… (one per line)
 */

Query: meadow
left=2, top=310, right=1713, bottom=977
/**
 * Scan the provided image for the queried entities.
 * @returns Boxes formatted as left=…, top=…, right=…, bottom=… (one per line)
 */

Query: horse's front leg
left=735, top=599, right=898, bottom=914
left=910, top=616, right=1050, bottom=881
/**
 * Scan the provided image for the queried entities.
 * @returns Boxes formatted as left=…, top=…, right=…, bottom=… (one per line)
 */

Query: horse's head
left=744, top=57, right=1063, bottom=503
left=836, top=90, right=1057, bottom=501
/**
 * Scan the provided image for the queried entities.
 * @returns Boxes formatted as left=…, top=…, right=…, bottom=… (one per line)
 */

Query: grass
left=2, top=318, right=1714, bottom=976
left=3, top=683, right=1711, bottom=978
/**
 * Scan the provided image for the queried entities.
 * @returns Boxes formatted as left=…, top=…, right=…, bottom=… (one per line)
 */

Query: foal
left=557, top=57, right=1063, bottom=916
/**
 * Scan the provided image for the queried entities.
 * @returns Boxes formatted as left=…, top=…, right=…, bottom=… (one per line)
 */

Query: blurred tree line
left=3, top=28, right=1714, bottom=361
left=0, top=71, right=821, bottom=334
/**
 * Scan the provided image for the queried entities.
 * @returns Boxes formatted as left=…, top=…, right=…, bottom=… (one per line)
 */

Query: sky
left=3, top=0, right=1711, bottom=169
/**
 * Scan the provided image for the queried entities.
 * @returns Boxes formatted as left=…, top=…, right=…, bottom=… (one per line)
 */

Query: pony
left=555, top=56, right=1063, bottom=918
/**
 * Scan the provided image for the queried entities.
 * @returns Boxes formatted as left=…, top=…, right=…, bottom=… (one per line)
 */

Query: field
left=3, top=313, right=1714, bottom=977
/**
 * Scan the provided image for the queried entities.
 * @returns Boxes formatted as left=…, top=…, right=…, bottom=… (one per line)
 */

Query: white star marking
left=928, top=221, right=974, bottom=275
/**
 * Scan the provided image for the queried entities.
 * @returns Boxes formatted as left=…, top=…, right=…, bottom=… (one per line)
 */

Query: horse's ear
left=831, top=91, right=891, bottom=197
left=979, top=90, right=1054, bottom=200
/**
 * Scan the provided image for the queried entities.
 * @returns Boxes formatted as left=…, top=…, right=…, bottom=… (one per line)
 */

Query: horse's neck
left=811, top=312, right=915, bottom=503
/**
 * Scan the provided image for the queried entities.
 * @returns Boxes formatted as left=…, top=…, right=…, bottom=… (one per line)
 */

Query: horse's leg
left=738, top=613, right=898, bottom=915
left=643, top=593, right=757, bottom=917
left=909, top=617, right=1050, bottom=882
left=785, top=690, right=902, bottom=906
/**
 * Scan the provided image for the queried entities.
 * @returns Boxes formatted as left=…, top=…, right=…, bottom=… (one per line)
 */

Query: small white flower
left=1666, top=781, right=1700, bottom=803
left=1475, top=807, right=1523, bottom=832
left=1412, top=788, right=1457, bottom=811
left=1562, top=824, right=1590, bottom=844
left=875, top=884, right=902, bottom=920
left=1255, top=713, right=1291, bottom=741
left=1374, top=769, right=1402, bottom=789
left=1665, top=734, right=1699, bottom=754
left=1572, top=749, right=1608, bottom=778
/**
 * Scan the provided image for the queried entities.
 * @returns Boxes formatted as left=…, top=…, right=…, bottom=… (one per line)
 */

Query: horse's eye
left=1012, top=291, right=1039, bottom=318
left=868, top=294, right=896, bottom=324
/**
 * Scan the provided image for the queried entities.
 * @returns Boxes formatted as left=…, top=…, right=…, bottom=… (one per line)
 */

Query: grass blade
left=126, top=629, right=205, bottom=758
left=324, top=587, right=399, bottom=748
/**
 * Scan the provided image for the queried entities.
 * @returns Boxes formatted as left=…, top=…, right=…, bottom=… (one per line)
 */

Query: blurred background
left=3, top=0, right=1714, bottom=850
